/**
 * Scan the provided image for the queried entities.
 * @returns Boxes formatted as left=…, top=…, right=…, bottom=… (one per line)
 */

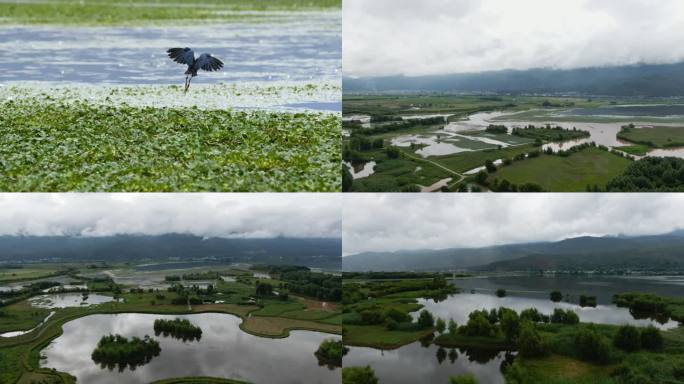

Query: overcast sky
left=343, top=194, right=684, bottom=255
left=344, top=0, right=684, bottom=77
left=0, top=194, right=341, bottom=238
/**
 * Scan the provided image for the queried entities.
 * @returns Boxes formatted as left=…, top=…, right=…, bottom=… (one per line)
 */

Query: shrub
left=640, top=326, right=663, bottom=350
left=575, top=327, right=611, bottom=364
left=517, top=321, right=546, bottom=357
left=417, top=309, right=435, bottom=329
left=613, top=325, right=641, bottom=352
left=342, top=366, right=378, bottom=384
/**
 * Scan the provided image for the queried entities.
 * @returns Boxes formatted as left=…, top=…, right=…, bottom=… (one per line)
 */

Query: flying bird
left=166, top=47, right=224, bottom=93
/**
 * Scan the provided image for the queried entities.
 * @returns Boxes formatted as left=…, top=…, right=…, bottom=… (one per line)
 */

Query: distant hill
left=344, top=62, right=684, bottom=97
left=0, top=234, right=341, bottom=269
left=342, top=232, right=684, bottom=272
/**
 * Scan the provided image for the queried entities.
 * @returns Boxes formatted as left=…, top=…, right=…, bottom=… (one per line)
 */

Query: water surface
left=345, top=343, right=511, bottom=384
left=42, top=313, right=340, bottom=384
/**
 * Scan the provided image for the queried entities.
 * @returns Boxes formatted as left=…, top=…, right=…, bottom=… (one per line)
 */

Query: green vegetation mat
left=615, top=144, right=651, bottom=156
left=0, top=0, right=340, bottom=26
left=488, top=147, right=631, bottom=191
left=0, top=100, right=340, bottom=191
left=617, top=125, right=684, bottom=148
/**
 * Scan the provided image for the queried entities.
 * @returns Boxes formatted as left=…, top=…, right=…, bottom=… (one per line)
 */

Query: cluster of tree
left=511, top=124, right=590, bottom=142
left=485, top=124, right=508, bottom=134
left=347, top=136, right=385, bottom=152
left=550, top=290, right=563, bottom=302
left=606, top=157, right=684, bottom=192
left=354, top=116, right=446, bottom=136
left=442, top=307, right=547, bottom=358
left=613, top=324, right=663, bottom=352
left=91, top=334, right=161, bottom=371
left=612, top=292, right=673, bottom=322
left=488, top=178, right=545, bottom=192
left=550, top=308, right=580, bottom=324
left=153, top=318, right=202, bottom=342
left=579, top=295, right=597, bottom=307
left=167, top=284, right=213, bottom=305
left=343, top=272, right=451, bottom=280
left=369, top=114, right=402, bottom=123
left=314, top=339, right=348, bottom=369
left=274, top=269, right=341, bottom=302
left=363, top=277, right=455, bottom=302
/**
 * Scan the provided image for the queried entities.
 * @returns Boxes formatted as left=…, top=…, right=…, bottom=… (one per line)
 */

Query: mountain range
left=342, top=231, right=684, bottom=272
left=344, top=62, right=684, bottom=96
left=0, top=234, right=341, bottom=269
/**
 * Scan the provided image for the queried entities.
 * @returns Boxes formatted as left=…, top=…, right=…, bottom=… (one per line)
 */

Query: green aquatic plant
left=0, top=98, right=340, bottom=191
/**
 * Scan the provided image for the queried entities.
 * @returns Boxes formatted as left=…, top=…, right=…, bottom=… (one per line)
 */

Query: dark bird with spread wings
left=166, top=47, right=224, bottom=93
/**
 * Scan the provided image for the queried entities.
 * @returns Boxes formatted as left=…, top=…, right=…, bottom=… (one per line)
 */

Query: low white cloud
left=342, top=194, right=684, bottom=255
left=344, top=0, right=684, bottom=77
left=0, top=193, right=341, bottom=238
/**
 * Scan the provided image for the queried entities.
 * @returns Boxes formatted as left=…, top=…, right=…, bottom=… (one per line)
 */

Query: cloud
left=343, top=0, right=684, bottom=77
left=342, top=194, right=684, bottom=255
left=0, top=193, right=341, bottom=238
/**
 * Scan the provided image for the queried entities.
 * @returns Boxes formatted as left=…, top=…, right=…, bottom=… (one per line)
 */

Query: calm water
left=42, top=313, right=340, bottom=384
left=0, top=13, right=340, bottom=84
left=454, top=275, right=684, bottom=304
left=563, top=105, right=684, bottom=117
left=29, top=293, right=114, bottom=308
left=418, top=293, right=679, bottom=330
left=345, top=343, right=512, bottom=384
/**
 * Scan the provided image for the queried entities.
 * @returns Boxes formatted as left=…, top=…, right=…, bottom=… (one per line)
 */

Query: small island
left=154, top=318, right=203, bottom=341
left=91, top=334, right=161, bottom=371
left=314, top=338, right=348, bottom=369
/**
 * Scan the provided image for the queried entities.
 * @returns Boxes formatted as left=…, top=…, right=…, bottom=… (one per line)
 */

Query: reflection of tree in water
left=153, top=329, right=202, bottom=342
left=499, top=351, right=516, bottom=374
left=436, top=347, right=447, bottom=364
left=459, top=346, right=501, bottom=364
left=448, top=348, right=458, bottom=364
left=629, top=309, right=671, bottom=324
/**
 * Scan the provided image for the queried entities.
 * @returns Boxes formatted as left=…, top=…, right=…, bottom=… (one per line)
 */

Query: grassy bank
left=0, top=0, right=340, bottom=26
left=617, top=125, right=684, bottom=148
left=487, top=147, right=632, bottom=191
left=0, top=99, right=340, bottom=191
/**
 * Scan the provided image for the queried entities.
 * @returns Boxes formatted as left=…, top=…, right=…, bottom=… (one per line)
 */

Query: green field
left=487, top=147, right=632, bottom=191
left=0, top=99, right=340, bottom=191
left=0, top=0, right=340, bottom=25
left=615, top=144, right=651, bottom=156
left=617, top=125, right=684, bottom=148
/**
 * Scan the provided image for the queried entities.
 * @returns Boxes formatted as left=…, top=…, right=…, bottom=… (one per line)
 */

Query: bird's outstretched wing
left=167, top=47, right=195, bottom=65
left=196, top=53, right=224, bottom=72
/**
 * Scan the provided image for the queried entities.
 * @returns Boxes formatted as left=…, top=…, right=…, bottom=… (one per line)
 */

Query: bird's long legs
left=185, top=76, right=193, bottom=93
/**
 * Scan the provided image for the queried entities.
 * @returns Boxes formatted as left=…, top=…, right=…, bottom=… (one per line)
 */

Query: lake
left=453, top=275, right=684, bottom=304
left=0, top=11, right=341, bottom=112
left=387, top=108, right=684, bottom=158
left=417, top=293, right=679, bottom=330
left=345, top=343, right=512, bottom=384
left=41, top=313, right=340, bottom=384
